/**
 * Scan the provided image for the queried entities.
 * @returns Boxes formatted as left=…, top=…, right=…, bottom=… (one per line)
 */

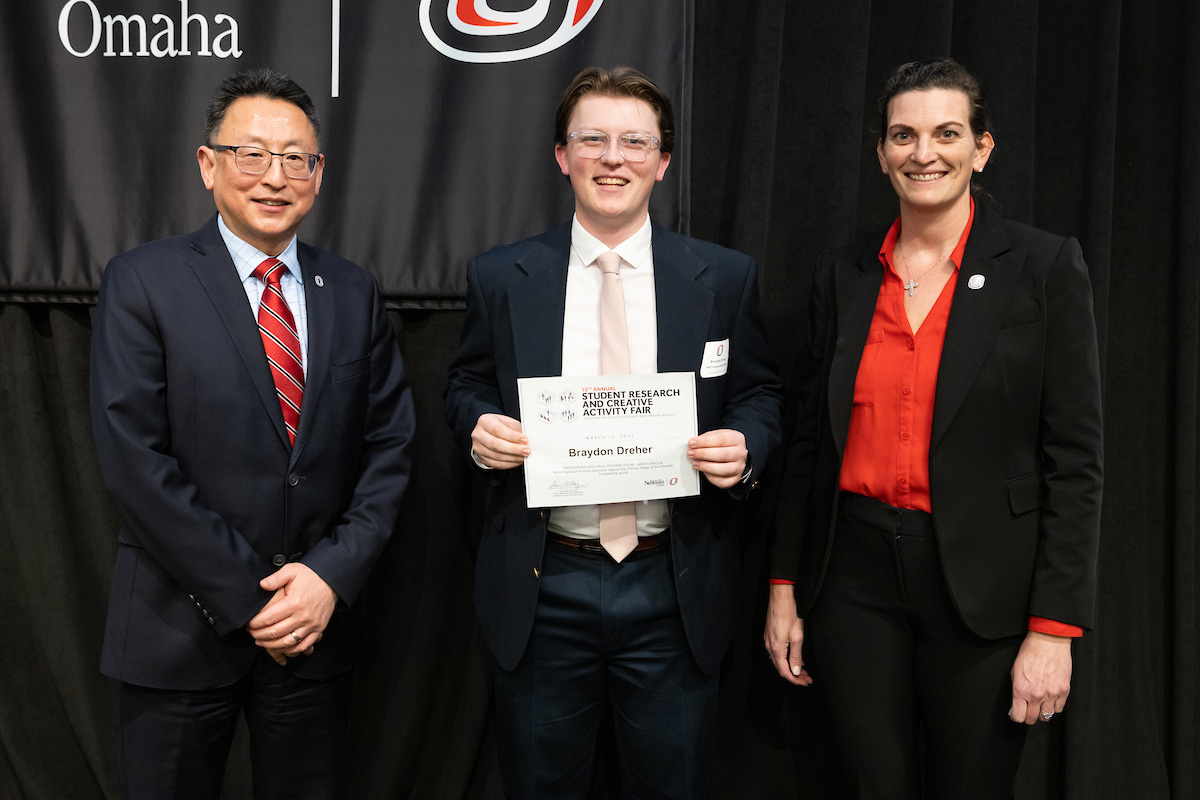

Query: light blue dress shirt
left=217, top=215, right=309, bottom=374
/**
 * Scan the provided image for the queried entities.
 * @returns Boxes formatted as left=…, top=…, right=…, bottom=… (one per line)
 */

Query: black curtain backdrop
left=2, top=1, right=1197, bottom=798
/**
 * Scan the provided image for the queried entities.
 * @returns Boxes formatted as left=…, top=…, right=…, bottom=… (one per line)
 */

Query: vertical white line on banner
left=331, top=0, right=341, bottom=97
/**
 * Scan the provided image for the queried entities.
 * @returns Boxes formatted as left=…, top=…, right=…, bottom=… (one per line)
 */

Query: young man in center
left=444, top=66, right=783, bottom=798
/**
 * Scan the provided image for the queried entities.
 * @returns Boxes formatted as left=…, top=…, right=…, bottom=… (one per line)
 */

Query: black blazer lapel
left=828, top=247, right=885, bottom=457
left=291, top=244, right=333, bottom=463
left=931, top=208, right=1022, bottom=450
left=186, top=220, right=291, bottom=449
left=508, top=228, right=569, bottom=379
left=651, top=228, right=712, bottom=376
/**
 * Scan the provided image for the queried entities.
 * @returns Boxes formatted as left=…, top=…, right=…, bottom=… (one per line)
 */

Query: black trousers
left=119, top=651, right=353, bottom=800
left=807, top=492, right=1027, bottom=800
left=490, top=539, right=719, bottom=800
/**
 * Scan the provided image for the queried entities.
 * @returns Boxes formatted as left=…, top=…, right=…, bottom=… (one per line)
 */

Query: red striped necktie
left=252, top=257, right=304, bottom=446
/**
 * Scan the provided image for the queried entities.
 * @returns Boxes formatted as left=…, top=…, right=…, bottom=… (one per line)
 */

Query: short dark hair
left=554, top=67, right=675, bottom=154
left=877, top=58, right=991, bottom=143
left=204, top=67, right=321, bottom=150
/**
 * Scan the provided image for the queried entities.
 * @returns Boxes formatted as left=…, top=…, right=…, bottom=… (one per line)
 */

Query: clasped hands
left=245, top=562, right=338, bottom=666
left=470, top=412, right=748, bottom=488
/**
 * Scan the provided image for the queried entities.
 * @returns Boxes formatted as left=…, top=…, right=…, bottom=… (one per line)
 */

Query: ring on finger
left=290, top=631, right=302, bottom=645
left=1040, top=710, right=1054, bottom=721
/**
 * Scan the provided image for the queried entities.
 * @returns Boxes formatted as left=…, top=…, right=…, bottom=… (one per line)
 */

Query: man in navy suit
left=90, top=68, right=414, bottom=799
left=444, top=67, right=783, bottom=798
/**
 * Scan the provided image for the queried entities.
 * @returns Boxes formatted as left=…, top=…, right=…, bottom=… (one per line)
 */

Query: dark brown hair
left=878, top=58, right=991, bottom=143
left=554, top=67, right=675, bottom=154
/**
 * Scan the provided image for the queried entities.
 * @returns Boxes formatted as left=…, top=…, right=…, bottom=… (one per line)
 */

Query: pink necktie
left=252, top=258, right=304, bottom=447
left=596, top=251, right=638, bottom=562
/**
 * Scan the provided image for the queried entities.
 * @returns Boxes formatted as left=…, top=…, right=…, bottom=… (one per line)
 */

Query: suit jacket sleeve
left=717, top=255, right=785, bottom=490
left=90, top=255, right=269, bottom=634
left=298, top=273, right=415, bottom=606
left=769, top=250, right=835, bottom=579
left=1028, top=235, right=1103, bottom=627
left=444, top=255, right=507, bottom=481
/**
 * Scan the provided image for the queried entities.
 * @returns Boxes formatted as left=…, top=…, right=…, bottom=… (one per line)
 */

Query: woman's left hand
left=1009, top=631, right=1072, bottom=724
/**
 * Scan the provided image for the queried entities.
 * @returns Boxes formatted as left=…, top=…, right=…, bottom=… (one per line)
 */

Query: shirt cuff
left=769, top=578, right=795, bottom=585
left=470, top=449, right=495, bottom=470
left=1028, top=616, right=1083, bottom=637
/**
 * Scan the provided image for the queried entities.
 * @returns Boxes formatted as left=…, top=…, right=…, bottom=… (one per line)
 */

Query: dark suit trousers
left=490, top=539, right=719, bottom=800
left=807, top=493, right=1027, bottom=800
left=119, top=652, right=353, bottom=800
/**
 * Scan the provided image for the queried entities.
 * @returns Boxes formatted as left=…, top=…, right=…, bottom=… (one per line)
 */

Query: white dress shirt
left=548, top=215, right=670, bottom=540
left=217, top=214, right=309, bottom=374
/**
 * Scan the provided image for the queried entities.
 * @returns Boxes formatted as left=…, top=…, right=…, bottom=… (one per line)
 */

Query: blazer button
left=272, top=553, right=286, bottom=566
left=288, top=474, right=300, bottom=487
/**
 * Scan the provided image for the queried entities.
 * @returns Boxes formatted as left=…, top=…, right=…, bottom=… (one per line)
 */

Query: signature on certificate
left=548, top=480, right=589, bottom=490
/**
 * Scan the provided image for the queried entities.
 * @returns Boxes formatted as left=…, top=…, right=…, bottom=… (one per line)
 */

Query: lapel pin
left=967, top=274, right=985, bottom=290
left=314, top=275, right=324, bottom=287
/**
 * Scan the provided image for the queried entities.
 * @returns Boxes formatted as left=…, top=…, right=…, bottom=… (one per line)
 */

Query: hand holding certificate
left=517, top=373, right=700, bottom=507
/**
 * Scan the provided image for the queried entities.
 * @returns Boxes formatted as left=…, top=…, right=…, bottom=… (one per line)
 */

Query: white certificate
left=517, top=372, right=700, bottom=507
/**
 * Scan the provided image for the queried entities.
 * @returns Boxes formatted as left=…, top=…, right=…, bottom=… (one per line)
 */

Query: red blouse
left=836, top=203, right=972, bottom=510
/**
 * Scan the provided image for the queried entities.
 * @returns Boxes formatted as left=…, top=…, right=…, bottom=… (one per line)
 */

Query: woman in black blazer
left=764, top=59, right=1103, bottom=799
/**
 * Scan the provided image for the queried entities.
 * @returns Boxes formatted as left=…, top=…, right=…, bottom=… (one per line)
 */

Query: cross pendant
left=904, top=279, right=918, bottom=297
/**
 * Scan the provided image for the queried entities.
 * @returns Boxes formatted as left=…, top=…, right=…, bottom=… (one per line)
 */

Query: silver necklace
left=898, top=238, right=955, bottom=297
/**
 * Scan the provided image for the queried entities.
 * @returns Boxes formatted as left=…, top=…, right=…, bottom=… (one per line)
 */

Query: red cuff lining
left=1028, top=616, right=1083, bottom=637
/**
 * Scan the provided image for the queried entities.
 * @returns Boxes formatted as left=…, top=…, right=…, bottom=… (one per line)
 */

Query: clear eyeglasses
left=210, top=145, right=321, bottom=179
left=566, top=130, right=661, bottom=163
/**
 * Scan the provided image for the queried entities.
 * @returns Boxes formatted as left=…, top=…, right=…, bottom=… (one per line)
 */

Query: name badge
left=700, top=339, right=729, bottom=378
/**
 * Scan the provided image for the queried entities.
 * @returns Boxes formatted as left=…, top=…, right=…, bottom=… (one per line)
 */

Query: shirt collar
left=570, top=214, right=653, bottom=269
left=217, top=214, right=302, bottom=284
left=878, top=196, right=975, bottom=275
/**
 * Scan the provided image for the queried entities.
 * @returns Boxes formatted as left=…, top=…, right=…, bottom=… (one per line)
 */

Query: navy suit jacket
left=90, top=216, right=415, bottom=690
left=444, top=223, right=784, bottom=675
left=771, top=204, right=1103, bottom=637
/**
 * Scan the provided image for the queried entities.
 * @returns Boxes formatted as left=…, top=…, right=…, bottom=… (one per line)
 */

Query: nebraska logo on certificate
left=516, top=373, right=701, bottom=508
